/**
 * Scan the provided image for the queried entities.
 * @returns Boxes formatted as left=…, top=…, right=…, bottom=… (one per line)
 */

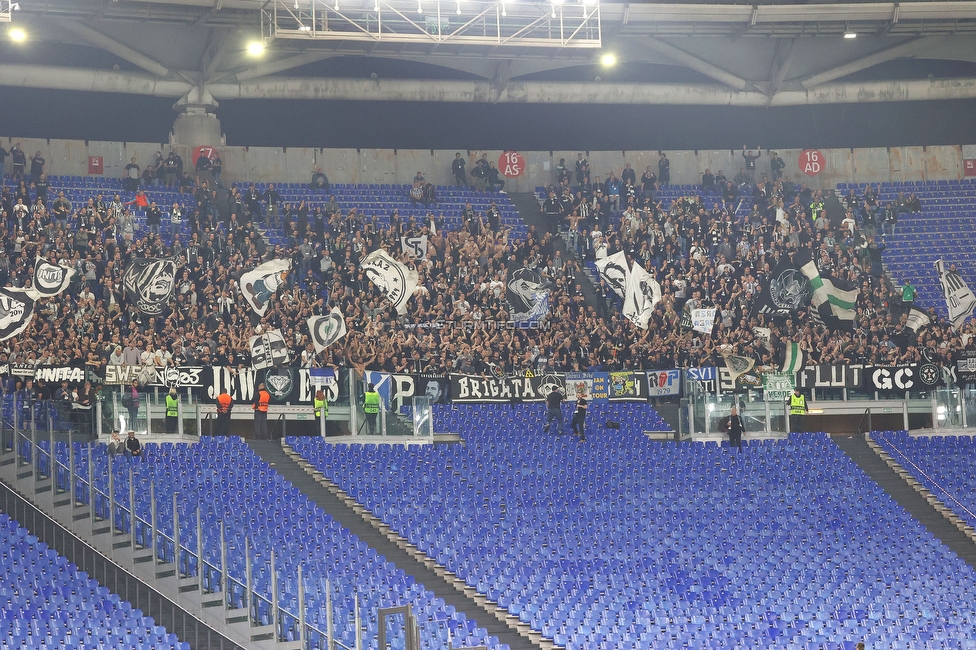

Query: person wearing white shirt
left=109, top=346, right=125, bottom=366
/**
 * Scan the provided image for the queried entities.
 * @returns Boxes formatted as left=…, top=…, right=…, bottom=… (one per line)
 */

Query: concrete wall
left=1, top=135, right=971, bottom=191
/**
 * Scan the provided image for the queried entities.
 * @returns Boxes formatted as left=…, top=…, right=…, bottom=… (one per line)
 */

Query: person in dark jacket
left=543, top=387, right=564, bottom=434
left=726, top=406, right=745, bottom=452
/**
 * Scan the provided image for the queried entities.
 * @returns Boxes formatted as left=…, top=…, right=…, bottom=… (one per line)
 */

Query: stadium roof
left=4, top=0, right=976, bottom=107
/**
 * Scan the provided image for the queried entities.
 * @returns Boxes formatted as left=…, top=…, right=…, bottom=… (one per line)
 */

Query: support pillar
left=170, top=87, right=225, bottom=147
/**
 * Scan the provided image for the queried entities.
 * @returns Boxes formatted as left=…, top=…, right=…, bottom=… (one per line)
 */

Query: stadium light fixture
left=456, top=1, right=461, bottom=15
left=843, top=31, right=857, bottom=38
left=600, top=52, right=616, bottom=67
left=246, top=40, right=266, bottom=57
left=8, top=26, right=26, bottom=43
left=417, top=0, right=423, bottom=13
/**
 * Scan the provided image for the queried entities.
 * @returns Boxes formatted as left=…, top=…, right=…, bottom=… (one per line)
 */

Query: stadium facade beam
left=56, top=20, right=175, bottom=79
left=628, top=37, right=753, bottom=92
left=4, top=64, right=976, bottom=106
left=799, top=37, right=937, bottom=89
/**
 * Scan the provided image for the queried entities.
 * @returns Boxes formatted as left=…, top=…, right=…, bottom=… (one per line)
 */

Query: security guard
left=215, top=390, right=233, bottom=436
left=789, top=387, right=807, bottom=433
left=314, top=389, right=328, bottom=419
left=363, top=383, right=380, bottom=435
left=165, top=388, right=179, bottom=435
left=252, top=382, right=271, bottom=439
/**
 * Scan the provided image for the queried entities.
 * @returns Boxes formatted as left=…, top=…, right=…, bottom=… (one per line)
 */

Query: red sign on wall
left=799, top=149, right=825, bottom=176
left=88, top=156, right=103, bottom=175
left=498, top=151, right=525, bottom=177
left=965, top=159, right=976, bottom=177
left=193, top=146, right=218, bottom=166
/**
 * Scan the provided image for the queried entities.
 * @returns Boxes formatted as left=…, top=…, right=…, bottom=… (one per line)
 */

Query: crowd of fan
left=0, top=144, right=970, bottom=383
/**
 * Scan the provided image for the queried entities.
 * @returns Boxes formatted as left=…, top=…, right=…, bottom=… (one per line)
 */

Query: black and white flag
left=595, top=251, right=629, bottom=299
left=506, top=266, right=551, bottom=323
left=241, top=259, right=291, bottom=317
left=623, top=261, right=660, bottom=330
left=122, top=257, right=180, bottom=316
left=307, top=308, right=348, bottom=353
left=28, top=258, right=75, bottom=299
left=0, top=287, right=36, bottom=342
left=754, top=256, right=811, bottom=317
left=362, top=249, right=419, bottom=315
left=400, top=235, right=428, bottom=260
left=249, top=328, right=291, bottom=370
left=936, top=259, right=976, bottom=330
left=906, top=307, right=931, bottom=335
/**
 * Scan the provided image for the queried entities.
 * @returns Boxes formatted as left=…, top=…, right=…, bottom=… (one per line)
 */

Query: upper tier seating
left=43, top=437, right=504, bottom=650
left=291, top=405, right=976, bottom=650
left=0, top=511, right=187, bottom=650
left=837, top=179, right=976, bottom=315
left=873, top=431, right=976, bottom=532
left=3, top=176, right=527, bottom=247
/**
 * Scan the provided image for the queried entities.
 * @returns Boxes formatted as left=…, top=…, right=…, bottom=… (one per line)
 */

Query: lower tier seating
left=0, top=512, right=187, bottom=650
left=291, top=405, right=976, bottom=649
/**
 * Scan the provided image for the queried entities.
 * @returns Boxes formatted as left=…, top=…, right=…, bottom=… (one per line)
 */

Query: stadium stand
left=840, top=179, right=976, bottom=314
left=0, top=511, right=188, bottom=650
left=873, top=431, right=976, bottom=532
left=42, top=436, right=506, bottom=650
left=290, top=405, right=976, bottom=649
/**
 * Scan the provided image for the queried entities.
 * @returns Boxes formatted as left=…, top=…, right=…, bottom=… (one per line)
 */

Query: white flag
left=691, top=308, right=717, bottom=334
left=241, top=259, right=291, bottom=317
left=936, top=260, right=976, bottom=330
left=905, top=307, right=931, bottom=334
left=249, top=328, right=290, bottom=370
left=623, top=261, right=661, bottom=330
left=400, top=235, right=428, bottom=260
left=595, top=251, right=630, bottom=299
left=307, top=308, right=348, bottom=353
left=28, top=258, right=76, bottom=299
left=361, top=249, right=419, bottom=315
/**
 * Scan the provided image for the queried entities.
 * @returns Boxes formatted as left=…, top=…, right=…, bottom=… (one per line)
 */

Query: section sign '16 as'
left=498, top=151, right=525, bottom=177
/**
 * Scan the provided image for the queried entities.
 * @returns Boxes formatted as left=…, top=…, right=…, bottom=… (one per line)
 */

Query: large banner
left=307, top=308, right=347, bottom=352
left=594, top=251, right=629, bottom=299
left=206, top=366, right=329, bottom=405
left=29, top=258, right=76, bottom=299
left=451, top=372, right=565, bottom=403
left=103, top=365, right=207, bottom=388
left=506, top=267, right=550, bottom=324
left=122, top=257, right=179, bottom=316
left=795, top=365, right=864, bottom=390
left=936, top=259, right=976, bottom=329
left=0, top=287, right=36, bottom=342
left=564, top=372, right=610, bottom=402
left=622, top=262, right=660, bottom=330
left=241, top=259, right=291, bottom=317
left=646, top=369, right=681, bottom=397
left=362, top=249, right=419, bottom=315
left=607, top=371, right=647, bottom=401
left=754, top=256, right=810, bottom=317
left=249, top=328, right=291, bottom=370
left=865, top=364, right=946, bottom=392
left=387, top=374, right=451, bottom=411
left=956, top=351, right=976, bottom=383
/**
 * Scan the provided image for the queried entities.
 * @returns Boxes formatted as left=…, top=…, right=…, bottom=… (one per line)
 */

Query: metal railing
left=856, top=408, right=873, bottom=436
left=873, top=432, right=976, bottom=526
left=0, top=420, right=427, bottom=650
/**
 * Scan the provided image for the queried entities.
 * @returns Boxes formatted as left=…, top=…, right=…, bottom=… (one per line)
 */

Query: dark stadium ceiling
left=4, top=0, right=976, bottom=104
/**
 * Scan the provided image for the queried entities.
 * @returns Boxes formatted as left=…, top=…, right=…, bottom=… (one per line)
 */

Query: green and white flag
left=781, top=342, right=807, bottom=374
left=800, top=259, right=858, bottom=327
